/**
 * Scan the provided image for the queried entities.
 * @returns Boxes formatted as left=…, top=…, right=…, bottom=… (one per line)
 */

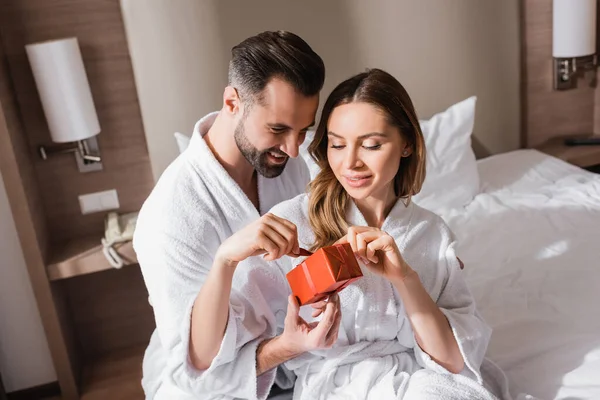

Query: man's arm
left=256, top=294, right=343, bottom=376
left=256, top=336, right=302, bottom=376
left=189, top=213, right=300, bottom=370
left=189, top=257, right=237, bottom=370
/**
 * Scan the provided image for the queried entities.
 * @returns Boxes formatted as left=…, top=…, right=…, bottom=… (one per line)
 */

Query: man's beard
left=234, top=120, right=288, bottom=178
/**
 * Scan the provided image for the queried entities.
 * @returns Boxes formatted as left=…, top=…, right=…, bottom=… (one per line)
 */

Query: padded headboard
left=120, top=0, right=520, bottom=180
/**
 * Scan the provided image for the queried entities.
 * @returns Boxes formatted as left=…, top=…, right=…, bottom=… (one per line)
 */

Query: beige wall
left=121, top=0, right=520, bottom=180
left=0, top=169, right=56, bottom=391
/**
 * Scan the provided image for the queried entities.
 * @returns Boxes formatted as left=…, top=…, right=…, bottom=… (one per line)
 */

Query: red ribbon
left=301, top=261, right=317, bottom=294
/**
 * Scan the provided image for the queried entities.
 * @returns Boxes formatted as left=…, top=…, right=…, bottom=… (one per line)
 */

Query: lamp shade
left=25, top=38, right=100, bottom=143
left=553, top=0, right=597, bottom=58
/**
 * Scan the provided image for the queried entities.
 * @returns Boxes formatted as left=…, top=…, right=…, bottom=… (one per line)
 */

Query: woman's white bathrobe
left=133, top=112, right=311, bottom=399
left=200, top=193, right=496, bottom=400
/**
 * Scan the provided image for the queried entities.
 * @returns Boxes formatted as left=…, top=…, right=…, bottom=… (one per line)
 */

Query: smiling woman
left=308, top=69, right=426, bottom=250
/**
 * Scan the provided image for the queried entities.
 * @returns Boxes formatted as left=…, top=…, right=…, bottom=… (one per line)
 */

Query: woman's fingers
left=355, top=230, right=368, bottom=261
left=347, top=226, right=358, bottom=255
left=355, top=230, right=385, bottom=263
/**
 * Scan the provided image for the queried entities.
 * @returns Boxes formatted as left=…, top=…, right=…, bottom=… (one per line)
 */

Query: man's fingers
left=310, top=300, right=327, bottom=309
left=325, top=318, right=341, bottom=344
left=257, top=235, right=281, bottom=260
left=310, top=298, right=337, bottom=341
left=286, top=295, right=300, bottom=318
left=325, top=294, right=342, bottom=345
left=265, top=226, right=291, bottom=259
left=279, top=217, right=300, bottom=255
left=264, top=215, right=298, bottom=256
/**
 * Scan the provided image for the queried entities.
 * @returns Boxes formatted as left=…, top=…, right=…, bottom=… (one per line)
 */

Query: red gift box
left=286, top=243, right=363, bottom=306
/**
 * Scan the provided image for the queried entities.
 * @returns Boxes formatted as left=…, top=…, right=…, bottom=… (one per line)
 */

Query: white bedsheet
left=440, top=150, right=600, bottom=400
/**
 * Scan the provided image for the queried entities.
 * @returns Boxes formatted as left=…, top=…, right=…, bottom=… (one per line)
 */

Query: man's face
left=234, top=78, right=319, bottom=178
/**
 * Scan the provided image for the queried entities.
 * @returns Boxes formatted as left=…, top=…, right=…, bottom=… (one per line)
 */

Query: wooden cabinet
left=535, top=137, right=600, bottom=170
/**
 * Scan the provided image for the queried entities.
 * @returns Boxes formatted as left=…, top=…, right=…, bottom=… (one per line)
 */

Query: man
left=134, top=31, right=327, bottom=398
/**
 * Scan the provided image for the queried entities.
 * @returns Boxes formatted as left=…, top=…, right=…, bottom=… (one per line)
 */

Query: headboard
left=120, top=0, right=521, bottom=180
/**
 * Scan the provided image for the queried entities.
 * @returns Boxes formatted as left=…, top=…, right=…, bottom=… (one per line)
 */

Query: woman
left=192, top=69, right=495, bottom=400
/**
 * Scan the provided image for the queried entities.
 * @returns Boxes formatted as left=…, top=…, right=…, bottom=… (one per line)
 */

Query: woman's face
left=326, top=102, right=409, bottom=201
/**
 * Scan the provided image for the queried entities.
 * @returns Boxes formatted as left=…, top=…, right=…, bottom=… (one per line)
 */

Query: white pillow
left=412, top=96, right=479, bottom=212
left=174, top=132, right=191, bottom=154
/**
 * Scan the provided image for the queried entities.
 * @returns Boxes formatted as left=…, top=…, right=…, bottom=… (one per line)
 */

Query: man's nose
left=281, top=133, right=302, bottom=158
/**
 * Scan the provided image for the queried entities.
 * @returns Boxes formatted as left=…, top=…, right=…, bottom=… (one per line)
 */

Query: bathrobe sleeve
left=410, top=221, right=492, bottom=383
left=136, top=212, right=291, bottom=399
left=193, top=258, right=291, bottom=399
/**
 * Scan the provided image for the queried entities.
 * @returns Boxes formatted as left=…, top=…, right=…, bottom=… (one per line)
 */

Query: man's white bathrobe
left=201, top=193, right=497, bottom=400
left=133, top=112, right=311, bottom=399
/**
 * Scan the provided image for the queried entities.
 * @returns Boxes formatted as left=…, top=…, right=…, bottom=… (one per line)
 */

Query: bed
left=445, top=150, right=600, bottom=400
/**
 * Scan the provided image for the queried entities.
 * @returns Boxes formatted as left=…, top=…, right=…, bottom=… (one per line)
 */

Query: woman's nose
left=344, top=148, right=363, bottom=169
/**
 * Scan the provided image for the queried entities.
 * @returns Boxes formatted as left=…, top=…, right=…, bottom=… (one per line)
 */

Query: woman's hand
left=280, top=294, right=342, bottom=354
left=340, top=226, right=415, bottom=282
left=215, top=213, right=300, bottom=268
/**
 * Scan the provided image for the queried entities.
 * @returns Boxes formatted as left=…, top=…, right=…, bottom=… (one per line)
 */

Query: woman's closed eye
left=330, top=143, right=382, bottom=150
left=363, top=143, right=382, bottom=150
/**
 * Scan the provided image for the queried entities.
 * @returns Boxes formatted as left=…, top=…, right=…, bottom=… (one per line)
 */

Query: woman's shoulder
left=406, top=201, right=455, bottom=242
left=268, top=193, right=315, bottom=249
left=267, top=193, right=310, bottom=222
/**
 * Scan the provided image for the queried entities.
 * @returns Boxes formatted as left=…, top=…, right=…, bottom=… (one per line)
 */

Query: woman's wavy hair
left=307, top=68, right=426, bottom=250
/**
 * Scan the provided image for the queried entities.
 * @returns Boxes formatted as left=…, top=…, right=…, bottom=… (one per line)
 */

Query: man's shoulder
left=137, top=156, right=219, bottom=230
left=268, top=193, right=309, bottom=223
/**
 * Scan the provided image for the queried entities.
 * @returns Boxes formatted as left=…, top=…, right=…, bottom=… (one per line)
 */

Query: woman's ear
left=401, top=146, right=413, bottom=157
left=223, top=86, right=240, bottom=115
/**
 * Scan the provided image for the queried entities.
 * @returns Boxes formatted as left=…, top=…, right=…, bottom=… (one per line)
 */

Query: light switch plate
left=78, top=189, right=120, bottom=215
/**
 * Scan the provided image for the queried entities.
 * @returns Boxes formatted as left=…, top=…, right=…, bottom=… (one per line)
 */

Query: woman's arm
left=390, top=271, right=464, bottom=373
left=343, top=226, right=464, bottom=373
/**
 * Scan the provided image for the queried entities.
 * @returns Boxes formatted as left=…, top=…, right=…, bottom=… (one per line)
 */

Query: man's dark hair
left=228, top=30, right=325, bottom=104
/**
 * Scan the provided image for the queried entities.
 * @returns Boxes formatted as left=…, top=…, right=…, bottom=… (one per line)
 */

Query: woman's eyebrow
left=327, top=131, right=388, bottom=139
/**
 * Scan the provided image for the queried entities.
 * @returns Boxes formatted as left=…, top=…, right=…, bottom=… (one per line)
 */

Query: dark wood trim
left=0, top=373, right=7, bottom=400
left=518, top=0, right=528, bottom=148
left=6, top=382, right=60, bottom=400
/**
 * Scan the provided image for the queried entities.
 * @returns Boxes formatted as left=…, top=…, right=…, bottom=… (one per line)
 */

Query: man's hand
left=216, top=213, right=300, bottom=267
left=280, top=293, right=342, bottom=354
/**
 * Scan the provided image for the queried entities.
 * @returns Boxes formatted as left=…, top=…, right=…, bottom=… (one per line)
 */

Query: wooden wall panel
left=0, top=26, right=79, bottom=398
left=62, top=266, right=154, bottom=363
left=0, top=0, right=154, bottom=245
left=521, top=0, right=596, bottom=147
